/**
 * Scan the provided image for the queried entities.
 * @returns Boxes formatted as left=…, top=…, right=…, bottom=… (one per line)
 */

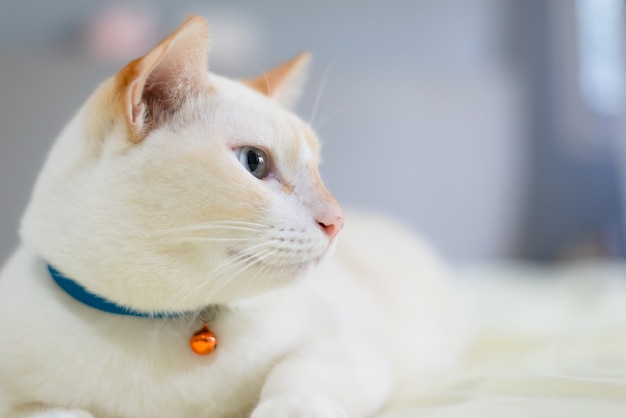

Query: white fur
left=0, top=17, right=464, bottom=417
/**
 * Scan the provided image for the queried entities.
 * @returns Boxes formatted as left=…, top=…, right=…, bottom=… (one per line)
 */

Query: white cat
left=0, top=16, right=464, bottom=418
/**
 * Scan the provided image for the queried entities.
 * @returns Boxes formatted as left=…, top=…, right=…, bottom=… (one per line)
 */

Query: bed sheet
left=382, top=263, right=626, bottom=417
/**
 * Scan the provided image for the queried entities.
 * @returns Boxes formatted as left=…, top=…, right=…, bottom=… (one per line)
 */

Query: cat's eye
left=235, top=146, right=270, bottom=179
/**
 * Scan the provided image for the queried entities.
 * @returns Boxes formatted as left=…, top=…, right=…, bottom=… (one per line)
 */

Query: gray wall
left=2, top=0, right=603, bottom=263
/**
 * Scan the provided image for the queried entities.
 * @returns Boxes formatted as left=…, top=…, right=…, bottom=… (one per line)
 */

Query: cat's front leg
left=252, top=336, right=391, bottom=418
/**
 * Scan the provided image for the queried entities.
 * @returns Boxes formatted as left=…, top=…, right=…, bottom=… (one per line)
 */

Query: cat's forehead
left=208, top=76, right=320, bottom=166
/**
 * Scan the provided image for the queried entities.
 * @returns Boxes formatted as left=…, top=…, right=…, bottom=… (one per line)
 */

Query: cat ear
left=243, top=52, right=311, bottom=109
left=115, top=15, right=209, bottom=143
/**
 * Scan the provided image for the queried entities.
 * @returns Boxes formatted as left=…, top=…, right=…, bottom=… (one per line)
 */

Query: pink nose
left=317, top=210, right=344, bottom=240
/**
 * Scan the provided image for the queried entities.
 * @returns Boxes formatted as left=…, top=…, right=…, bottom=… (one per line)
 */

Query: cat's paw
left=251, top=394, right=349, bottom=418
left=31, top=409, right=94, bottom=418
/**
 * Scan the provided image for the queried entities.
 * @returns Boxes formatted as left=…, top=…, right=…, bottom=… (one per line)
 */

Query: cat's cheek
left=260, top=174, right=288, bottom=195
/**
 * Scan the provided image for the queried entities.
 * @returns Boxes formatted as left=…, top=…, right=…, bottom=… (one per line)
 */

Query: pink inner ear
left=116, top=16, right=209, bottom=141
left=129, top=79, right=145, bottom=127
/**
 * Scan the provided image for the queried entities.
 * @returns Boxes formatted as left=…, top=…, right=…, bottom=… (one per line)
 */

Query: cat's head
left=21, top=16, right=343, bottom=312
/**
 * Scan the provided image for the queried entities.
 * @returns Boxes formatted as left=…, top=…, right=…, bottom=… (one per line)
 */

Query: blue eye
left=235, top=146, right=270, bottom=179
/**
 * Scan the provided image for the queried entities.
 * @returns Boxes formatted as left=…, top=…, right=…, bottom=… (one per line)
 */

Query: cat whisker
left=169, top=236, right=257, bottom=243
left=158, top=223, right=268, bottom=235
left=247, top=257, right=276, bottom=292
left=153, top=222, right=270, bottom=242
left=312, top=105, right=354, bottom=135
left=205, top=239, right=281, bottom=280
left=204, top=247, right=280, bottom=300
left=228, top=239, right=283, bottom=258
left=166, top=219, right=268, bottom=228
left=228, top=248, right=279, bottom=280
left=310, top=59, right=336, bottom=128
left=255, top=250, right=291, bottom=280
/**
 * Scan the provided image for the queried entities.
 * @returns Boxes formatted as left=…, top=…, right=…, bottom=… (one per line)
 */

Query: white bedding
left=383, top=263, right=626, bottom=417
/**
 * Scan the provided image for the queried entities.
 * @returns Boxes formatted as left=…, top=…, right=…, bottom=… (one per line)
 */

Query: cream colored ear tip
left=180, top=15, right=210, bottom=36
left=297, top=51, right=312, bottom=66
left=285, top=51, right=311, bottom=79
left=183, top=15, right=208, bottom=26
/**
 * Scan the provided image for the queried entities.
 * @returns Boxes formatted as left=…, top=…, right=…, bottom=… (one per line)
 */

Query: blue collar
left=47, top=264, right=184, bottom=318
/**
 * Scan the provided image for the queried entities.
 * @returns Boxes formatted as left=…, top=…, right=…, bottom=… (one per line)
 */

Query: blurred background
left=0, top=0, right=624, bottom=263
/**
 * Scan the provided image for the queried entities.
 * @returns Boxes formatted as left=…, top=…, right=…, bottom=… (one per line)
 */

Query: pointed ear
left=243, top=52, right=311, bottom=109
left=115, top=15, right=209, bottom=143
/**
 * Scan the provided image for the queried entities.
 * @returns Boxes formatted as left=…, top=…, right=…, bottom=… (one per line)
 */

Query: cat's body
left=0, top=17, right=463, bottom=417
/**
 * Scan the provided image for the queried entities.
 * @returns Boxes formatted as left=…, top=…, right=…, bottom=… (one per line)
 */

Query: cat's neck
left=47, top=263, right=220, bottom=321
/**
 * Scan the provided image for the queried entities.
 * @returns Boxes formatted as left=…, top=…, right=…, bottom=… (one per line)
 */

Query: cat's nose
left=317, top=207, right=344, bottom=241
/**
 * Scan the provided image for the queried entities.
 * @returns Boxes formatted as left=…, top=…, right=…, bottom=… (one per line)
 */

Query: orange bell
left=190, top=323, right=217, bottom=355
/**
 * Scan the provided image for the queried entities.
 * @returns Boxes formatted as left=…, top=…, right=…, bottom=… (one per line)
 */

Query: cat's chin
left=280, top=258, right=321, bottom=275
left=226, top=248, right=322, bottom=276
left=199, top=254, right=323, bottom=305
